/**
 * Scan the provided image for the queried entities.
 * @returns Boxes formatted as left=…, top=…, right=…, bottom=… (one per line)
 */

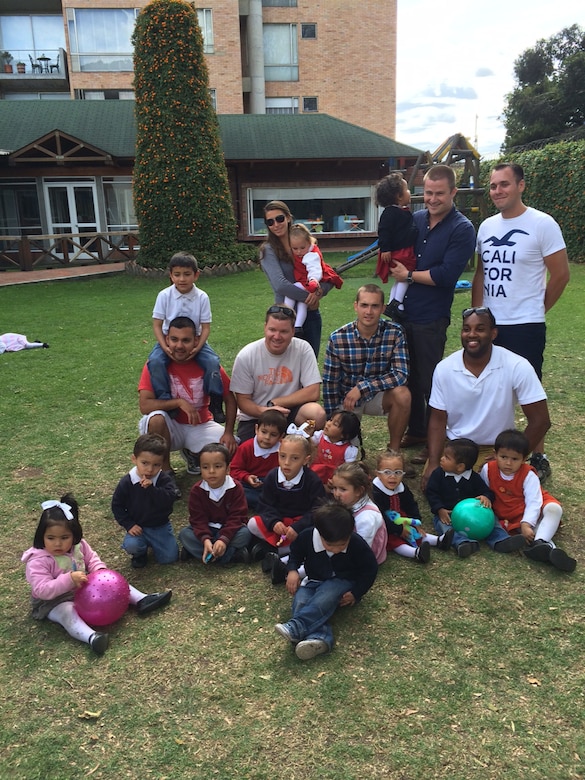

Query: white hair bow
left=286, top=422, right=312, bottom=438
left=41, top=500, right=73, bottom=520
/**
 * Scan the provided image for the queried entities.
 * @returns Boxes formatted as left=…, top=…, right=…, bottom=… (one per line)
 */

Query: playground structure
left=335, top=133, right=486, bottom=275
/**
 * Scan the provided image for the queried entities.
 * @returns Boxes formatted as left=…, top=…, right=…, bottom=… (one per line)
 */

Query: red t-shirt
left=138, top=361, right=230, bottom=426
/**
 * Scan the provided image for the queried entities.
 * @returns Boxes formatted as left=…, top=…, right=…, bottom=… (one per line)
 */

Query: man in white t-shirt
left=230, top=305, right=326, bottom=442
left=423, top=307, right=551, bottom=491
left=472, top=162, right=569, bottom=479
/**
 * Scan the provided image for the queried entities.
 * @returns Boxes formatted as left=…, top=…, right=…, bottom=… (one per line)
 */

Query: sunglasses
left=376, top=469, right=405, bottom=477
left=265, top=214, right=287, bottom=227
left=267, top=305, right=295, bottom=319
left=462, top=307, right=492, bottom=319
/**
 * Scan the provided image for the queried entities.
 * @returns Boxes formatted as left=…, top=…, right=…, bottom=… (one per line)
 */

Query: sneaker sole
left=549, top=548, right=577, bottom=572
left=295, top=640, right=329, bottom=660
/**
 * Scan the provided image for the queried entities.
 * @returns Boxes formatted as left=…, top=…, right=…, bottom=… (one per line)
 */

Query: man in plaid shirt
left=323, top=284, right=411, bottom=450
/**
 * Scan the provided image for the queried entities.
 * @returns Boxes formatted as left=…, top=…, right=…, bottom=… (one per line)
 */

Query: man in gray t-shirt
left=231, top=305, right=326, bottom=442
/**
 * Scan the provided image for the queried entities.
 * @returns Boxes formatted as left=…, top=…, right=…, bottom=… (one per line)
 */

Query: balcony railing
left=0, top=230, right=140, bottom=272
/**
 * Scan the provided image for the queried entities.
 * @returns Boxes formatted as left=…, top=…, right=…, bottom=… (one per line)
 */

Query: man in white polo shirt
left=423, top=307, right=550, bottom=491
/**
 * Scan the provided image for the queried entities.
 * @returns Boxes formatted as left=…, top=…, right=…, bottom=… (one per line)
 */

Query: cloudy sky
left=395, top=1, right=584, bottom=157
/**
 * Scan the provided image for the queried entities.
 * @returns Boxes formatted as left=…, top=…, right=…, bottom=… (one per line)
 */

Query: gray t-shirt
left=230, top=337, right=321, bottom=421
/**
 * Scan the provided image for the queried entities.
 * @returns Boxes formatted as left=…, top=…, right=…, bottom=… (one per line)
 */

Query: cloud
left=421, top=84, right=478, bottom=100
left=396, top=100, right=451, bottom=112
left=475, top=67, right=494, bottom=77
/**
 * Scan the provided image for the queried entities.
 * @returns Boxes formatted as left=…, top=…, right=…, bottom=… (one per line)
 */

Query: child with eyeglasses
left=372, top=450, right=453, bottom=563
left=283, top=224, right=343, bottom=337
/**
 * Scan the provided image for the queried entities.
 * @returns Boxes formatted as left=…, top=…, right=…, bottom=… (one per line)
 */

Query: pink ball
left=74, top=569, right=130, bottom=626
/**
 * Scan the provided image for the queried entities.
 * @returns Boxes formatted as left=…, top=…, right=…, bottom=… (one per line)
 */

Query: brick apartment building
left=1, top=0, right=396, bottom=138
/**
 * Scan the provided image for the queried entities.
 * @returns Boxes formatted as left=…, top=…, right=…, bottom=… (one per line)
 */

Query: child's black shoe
left=415, top=541, right=431, bottom=564
left=136, top=590, right=172, bottom=616
left=457, top=540, right=479, bottom=558
left=437, top=527, right=455, bottom=550
left=209, top=393, right=226, bottom=424
left=90, top=632, right=109, bottom=655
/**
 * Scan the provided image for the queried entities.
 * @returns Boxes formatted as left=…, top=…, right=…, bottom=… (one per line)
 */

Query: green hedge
left=479, top=141, right=585, bottom=262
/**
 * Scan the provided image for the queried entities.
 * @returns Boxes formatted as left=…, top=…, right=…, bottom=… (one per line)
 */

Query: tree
left=132, top=0, right=237, bottom=267
left=502, top=24, right=585, bottom=150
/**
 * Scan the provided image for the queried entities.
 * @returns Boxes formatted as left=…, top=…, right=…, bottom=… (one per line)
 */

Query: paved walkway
left=0, top=263, right=126, bottom=287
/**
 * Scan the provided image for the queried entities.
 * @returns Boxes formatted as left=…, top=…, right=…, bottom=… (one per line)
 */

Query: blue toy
left=386, top=510, right=423, bottom=548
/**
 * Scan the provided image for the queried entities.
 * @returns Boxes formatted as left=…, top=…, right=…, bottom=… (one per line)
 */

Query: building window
left=303, top=96, right=318, bottom=112
left=265, top=97, right=299, bottom=114
left=262, top=1, right=297, bottom=6
left=0, top=180, right=42, bottom=237
left=301, top=24, right=316, bottom=39
left=103, top=178, right=137, bottom=232
left=263, top=24, right=298, bottom=81
left=209, top=88, right=217, bottom=111
left=67, top=8, right=139, bottom=72
left=196, top=9, right=214, bottom=54
left=248, top=186, right=375, bottom=235
left=0, top=14, right=65, bottom=64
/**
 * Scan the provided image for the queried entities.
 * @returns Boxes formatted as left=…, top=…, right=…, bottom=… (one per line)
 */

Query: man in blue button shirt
left=389, top=165, right=476, bottom=459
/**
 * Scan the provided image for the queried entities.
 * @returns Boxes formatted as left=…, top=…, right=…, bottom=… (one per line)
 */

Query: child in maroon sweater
left=178, top=444, right=251, bottom=564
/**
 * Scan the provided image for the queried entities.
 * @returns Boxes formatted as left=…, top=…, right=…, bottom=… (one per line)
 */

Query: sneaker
left=89, top=631, right=109, bottom=655
left=383, top=300, right=404, bottom=322
left=415, top=541, right=431, bottom=564
left=209, top=393, right=226, bottom=424
left=529, top=453, right=551, bottom=483
left=437, top=527, right=455, bottom=550
left=549, top=547, right=577, bottom=573
left=180, top=448, right=201, bottom=475
left=494, top=535, right=526, bottom=553
left=275, top=622, right=296, bottom=643
left=523, top=539, right=553, bottom=563
left=136, top=590, right=172, bottom=616
left=251, top=541, right=271, bottom=563
left=457, top=540, right=480, bottom=558
left=295, top=639, right=329, bottom=660
left=131, top=553, right=148, bottom=569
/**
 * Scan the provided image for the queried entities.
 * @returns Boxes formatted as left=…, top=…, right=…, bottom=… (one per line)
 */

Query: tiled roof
left=0, top=101, right=423, bottom=160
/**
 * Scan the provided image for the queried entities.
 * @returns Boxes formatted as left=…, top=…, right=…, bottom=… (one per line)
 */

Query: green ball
left=451, top=498, right=495, bottom=541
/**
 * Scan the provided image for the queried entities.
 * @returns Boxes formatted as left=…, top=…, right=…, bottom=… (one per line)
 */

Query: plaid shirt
left=322, top=319, right=409, bottom=415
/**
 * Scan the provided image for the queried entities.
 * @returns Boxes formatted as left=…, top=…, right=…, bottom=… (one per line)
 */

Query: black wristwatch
left=406, top=270, right=414, bottom=285
left=266, top=400, right=274, bottom=407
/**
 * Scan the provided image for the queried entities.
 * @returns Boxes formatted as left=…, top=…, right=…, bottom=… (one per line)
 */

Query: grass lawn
left=1, top=257, right=584, bottom=779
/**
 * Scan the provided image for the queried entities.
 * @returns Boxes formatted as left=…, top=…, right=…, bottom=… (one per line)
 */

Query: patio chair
left=29, top=54, right=42, bottom=74
left=50, top=53, right=60, bottom=73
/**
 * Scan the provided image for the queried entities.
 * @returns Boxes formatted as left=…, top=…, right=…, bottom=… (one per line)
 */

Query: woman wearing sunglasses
left=260, top=201, right=333, bottom=357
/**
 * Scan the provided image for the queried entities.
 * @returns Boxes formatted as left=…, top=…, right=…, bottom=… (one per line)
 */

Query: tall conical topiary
left=132, top=0, right=236, bottom=268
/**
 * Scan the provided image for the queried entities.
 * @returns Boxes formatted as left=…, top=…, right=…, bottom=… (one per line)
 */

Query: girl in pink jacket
left=22, top=494, right=172, bottom=655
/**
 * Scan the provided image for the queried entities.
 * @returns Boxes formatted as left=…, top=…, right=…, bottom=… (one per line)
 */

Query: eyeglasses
left=376, top=469, right=405, bottom=477
left=267, top=305, right=295, bottom=319
left=265, top=214, right=286, bottom=227
left=462, top=307, right=492, bottom=319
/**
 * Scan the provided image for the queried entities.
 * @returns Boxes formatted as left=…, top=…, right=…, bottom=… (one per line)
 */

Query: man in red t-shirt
left=138, top=317, right=237, bottom=472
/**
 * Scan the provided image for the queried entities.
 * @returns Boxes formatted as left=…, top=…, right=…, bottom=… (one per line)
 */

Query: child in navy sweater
left=275, top=502, right=378, bottom=660
left=111, top=434, right=179, bottom=568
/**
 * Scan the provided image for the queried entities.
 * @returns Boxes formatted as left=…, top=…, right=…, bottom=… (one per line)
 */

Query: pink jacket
left=22, top=539, right=106, bottom=601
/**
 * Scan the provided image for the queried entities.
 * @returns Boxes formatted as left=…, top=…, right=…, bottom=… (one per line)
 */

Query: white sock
left=393, top=543, right=417, bottom=559
left=535, top=503, right=563, bottom=545
left=423, top=533, right=440, bottom=546
left=47, top=601, right=95, bottom=645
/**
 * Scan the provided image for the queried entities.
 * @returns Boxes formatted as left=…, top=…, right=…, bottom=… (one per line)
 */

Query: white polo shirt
left=429, top=345, right=546, bottom=445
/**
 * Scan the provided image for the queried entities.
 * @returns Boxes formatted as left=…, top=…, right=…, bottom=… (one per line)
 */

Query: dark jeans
left=147, top=342, right=223, bottom=399
left=302, top=309, right=322, bottom=358
left=403, top=317, right=449, bottom=439
left=494, top=323, right=546, bottom=379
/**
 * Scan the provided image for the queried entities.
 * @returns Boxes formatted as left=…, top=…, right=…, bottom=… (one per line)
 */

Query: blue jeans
left=283, top=577, right=353, bottom=649
left=243, top=481, right=264, bottom=512
left=432, top=515, right=512, bottom=550
left=148, top=342, right=222, bottom=399
left=302, top=309, right=322, bottom=358
left=178, top=525, right=252, bottom=564
left=122, top=521, right=179, bottom=563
